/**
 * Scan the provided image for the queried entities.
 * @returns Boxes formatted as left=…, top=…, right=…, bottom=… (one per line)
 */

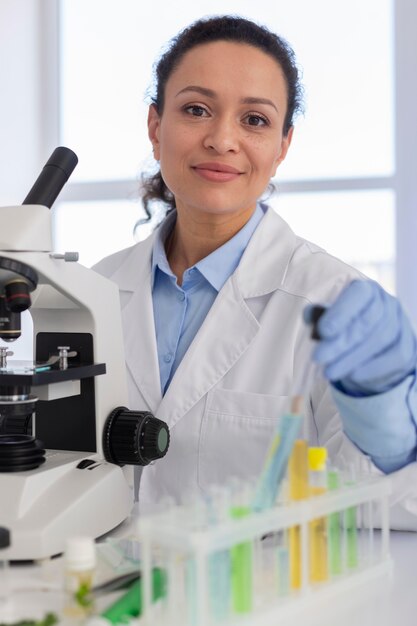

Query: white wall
left=394, top=0, right=417, bottom=328
left=0, top=0, right=47, bottom=205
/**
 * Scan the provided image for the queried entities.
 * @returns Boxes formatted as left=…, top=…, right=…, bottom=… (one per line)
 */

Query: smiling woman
left=93, top=15, right=417, bottom=526
left=142, top=18, right=302, bottom=225
left=147, top=40, right=294, bottom=276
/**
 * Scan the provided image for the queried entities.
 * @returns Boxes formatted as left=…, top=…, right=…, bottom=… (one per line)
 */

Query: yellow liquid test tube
left=288, top=440, right=309, bottom=590
left=308, top=447, right=328, bottom=584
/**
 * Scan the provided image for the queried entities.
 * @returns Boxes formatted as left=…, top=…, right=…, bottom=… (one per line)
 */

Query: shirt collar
left=151, top=204, right=265, bottom=291
left=151, top=211, right=177, bottom=284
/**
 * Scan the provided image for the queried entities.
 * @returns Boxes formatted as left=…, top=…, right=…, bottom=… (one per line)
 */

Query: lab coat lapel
left=115, top=237, right=162, bottom=413
left=157, top=273, right=260, bottom=429
left=122, top=283, right=162, bottom=413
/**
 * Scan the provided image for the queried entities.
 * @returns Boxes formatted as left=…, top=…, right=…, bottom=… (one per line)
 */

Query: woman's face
left=148, top=41, right=293, bottom=220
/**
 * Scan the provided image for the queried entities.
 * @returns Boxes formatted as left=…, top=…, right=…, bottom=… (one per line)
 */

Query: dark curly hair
left=139, top=15, right=304, bottom=225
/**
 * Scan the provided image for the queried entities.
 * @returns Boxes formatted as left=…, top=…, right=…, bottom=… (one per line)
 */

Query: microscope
left=0, top=148, right=169, bottom=560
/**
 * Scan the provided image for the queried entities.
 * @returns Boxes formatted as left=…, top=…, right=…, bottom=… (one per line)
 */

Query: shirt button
left=163, top=353, right=173, bottom=363
left=178, top=292, right=185, bottom=301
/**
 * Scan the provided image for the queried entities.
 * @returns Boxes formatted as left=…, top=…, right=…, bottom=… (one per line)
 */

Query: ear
left=148, top=104, right=161, bottom=161
left=271, top=126, right=294, bottom=177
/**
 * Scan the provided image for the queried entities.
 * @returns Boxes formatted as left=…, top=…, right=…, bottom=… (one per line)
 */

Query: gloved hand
left=306, top=280, right=417, bottom=395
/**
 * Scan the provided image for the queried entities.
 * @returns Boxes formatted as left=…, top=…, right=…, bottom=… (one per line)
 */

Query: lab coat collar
left=106, top=206, right=296, bottom=297
left=151, top=212, right=177, bottom=288
left=235, top=206, right=298, bottom=299
left=109, top=231, right=157, bottom=292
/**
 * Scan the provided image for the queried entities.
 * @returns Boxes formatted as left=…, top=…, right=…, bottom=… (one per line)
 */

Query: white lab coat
left=94, top=207, right=417, bottom=530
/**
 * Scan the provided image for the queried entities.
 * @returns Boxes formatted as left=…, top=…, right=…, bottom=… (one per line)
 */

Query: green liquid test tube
left=231, top=505, right=253, bottom=614
left=327, top=470, right=342, bottom=575
left=345, top=493, right=358, bottom=569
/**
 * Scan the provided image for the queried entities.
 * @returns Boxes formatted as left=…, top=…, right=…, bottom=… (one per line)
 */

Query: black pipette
left=309, top=305, right=326, bottom=340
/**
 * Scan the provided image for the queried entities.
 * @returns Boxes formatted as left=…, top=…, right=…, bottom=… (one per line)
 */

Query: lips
left=193, top=162, right=242, bottom=174
left=192, top=162, right=243, bottom=182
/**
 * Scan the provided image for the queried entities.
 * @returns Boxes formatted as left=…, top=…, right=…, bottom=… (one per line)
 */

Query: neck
left=166, top=206, right=255, bottom=283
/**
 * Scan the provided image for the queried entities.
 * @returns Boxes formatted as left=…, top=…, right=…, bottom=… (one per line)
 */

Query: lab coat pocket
left=198, top=388, right=290, bottom=490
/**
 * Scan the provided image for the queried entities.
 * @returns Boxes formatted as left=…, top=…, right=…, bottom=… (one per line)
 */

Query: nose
left=202, top=116, right=240, bottom=154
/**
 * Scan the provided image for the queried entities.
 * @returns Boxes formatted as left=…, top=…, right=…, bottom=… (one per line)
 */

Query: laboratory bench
left=2, top=525, right=417, bottom=626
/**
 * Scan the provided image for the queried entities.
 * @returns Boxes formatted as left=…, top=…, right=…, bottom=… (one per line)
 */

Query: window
left=271, top=190, right=395, bottom=292
left=55, top=0, right=394, bottom=292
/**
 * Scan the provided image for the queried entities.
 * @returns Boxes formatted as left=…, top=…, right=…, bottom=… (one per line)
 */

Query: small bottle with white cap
left=64, top=536, right=96, bottom=618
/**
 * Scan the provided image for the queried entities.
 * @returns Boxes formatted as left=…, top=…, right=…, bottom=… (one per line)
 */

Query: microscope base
left=0, top=450, right=133, bottom=560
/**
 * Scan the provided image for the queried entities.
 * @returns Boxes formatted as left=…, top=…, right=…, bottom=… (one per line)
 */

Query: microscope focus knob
left=103, top=407, right=170, bottom=466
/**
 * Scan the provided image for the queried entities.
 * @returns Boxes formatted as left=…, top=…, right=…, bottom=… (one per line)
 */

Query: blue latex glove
left=307, top=280, right=417, bottom=395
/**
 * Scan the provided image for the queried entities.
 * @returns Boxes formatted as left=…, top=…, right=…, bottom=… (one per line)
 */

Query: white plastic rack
left=138, top=476, right=392, bottom=626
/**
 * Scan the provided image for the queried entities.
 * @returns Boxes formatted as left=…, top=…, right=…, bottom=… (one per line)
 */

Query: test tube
left=206, top=485, right=231, bottom=621
left=277, top=542, right=290, bottom=597
left=366, top=499, right=375, bottom=566
left=186, top=557, right=198, bottom=626
left=230, top=481, right=253, bottom=615
left=362, top=456, right=375, bottom=566
left=181, top=492, right=206, bottom=626
left=288, top=440, right=309, bottom=590
left=252, top=403, right=303, bottom=512
left=308, top=448, right=328, bottom=583
left=154, top=497, right=181, bottom=622
left=344, top=465, right=359, bottom=570
left=254, top=531, right=281, bottom=607
left=327, top=469, right=342, bottom=576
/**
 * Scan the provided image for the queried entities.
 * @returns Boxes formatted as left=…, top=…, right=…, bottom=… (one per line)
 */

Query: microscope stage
left=0, top=363, right=106, bottom=385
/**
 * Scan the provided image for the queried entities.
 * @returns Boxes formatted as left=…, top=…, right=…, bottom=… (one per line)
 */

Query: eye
left=244, top=113, right=269, bottom=127
left=184, top=104, right=209, bottom=117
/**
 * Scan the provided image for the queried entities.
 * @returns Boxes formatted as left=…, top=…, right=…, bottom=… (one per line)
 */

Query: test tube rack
left=138, top=476, right=392, bottom=626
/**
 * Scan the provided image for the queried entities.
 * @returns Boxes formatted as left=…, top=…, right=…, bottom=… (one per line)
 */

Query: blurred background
left=1, top=0, right=417, bottom=341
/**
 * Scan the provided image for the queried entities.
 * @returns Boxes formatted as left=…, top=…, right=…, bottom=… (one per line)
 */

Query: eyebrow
left=175, top=85, right=279, bottom=113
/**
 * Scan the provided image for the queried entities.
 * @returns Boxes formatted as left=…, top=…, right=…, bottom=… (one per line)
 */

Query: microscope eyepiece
left=22, top=146, right=78, bottom=209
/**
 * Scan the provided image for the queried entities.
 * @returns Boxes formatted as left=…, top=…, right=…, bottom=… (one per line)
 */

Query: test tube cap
left=308, top=447, right=327, bottom=471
